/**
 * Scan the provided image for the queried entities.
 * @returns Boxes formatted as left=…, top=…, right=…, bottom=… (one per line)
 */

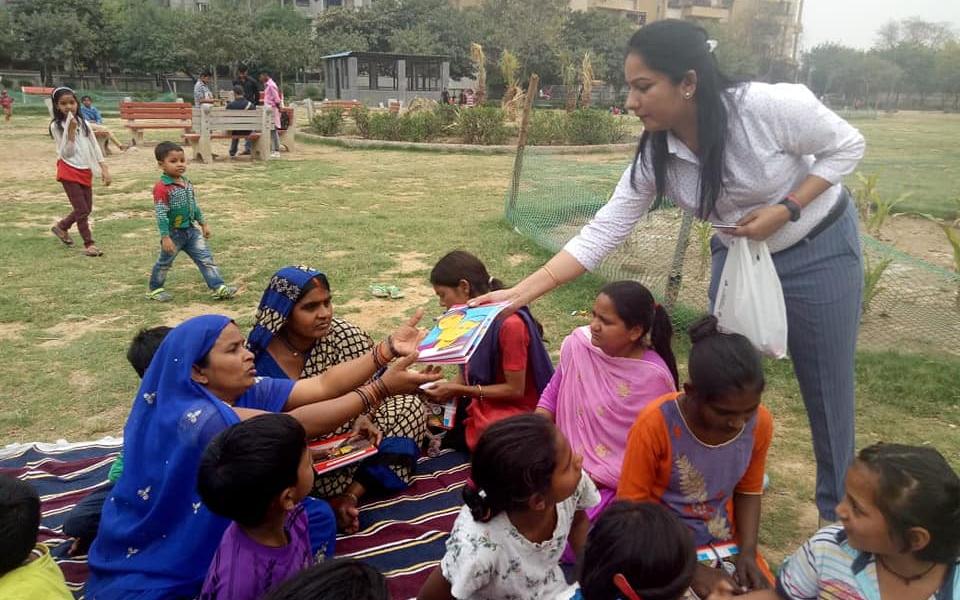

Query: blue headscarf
left=248, top=265, right=327, bottom=358
left=86, top=315, right=241, bottom=600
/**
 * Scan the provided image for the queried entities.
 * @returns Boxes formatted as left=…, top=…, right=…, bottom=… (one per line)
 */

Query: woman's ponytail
left=650, top=304, right=679, bottom=389
left=462, top=479, right=493, bottom=522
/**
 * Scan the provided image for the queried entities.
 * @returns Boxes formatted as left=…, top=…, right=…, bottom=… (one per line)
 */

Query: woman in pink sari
left=536, top=281, right=679, bottom=532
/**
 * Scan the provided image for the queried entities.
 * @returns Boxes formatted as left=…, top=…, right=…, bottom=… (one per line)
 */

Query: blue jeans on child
left=229, top=137, right=252, bottom=156
left=149, top=227, right=225, bottom=291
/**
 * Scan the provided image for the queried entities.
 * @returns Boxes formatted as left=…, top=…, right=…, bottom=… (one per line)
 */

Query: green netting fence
left=506, top=149, right=960, bottom=356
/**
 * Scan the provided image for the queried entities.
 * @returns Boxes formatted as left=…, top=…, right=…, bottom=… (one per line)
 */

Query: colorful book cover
left=416, top=302, right=510, bottom=364
left=309, top=433, right=378, bottom=475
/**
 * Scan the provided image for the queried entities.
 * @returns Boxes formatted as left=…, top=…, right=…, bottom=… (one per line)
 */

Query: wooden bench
left=183, top=105, right=270, bottom=163
left=120, top=101, right=193, bottom=146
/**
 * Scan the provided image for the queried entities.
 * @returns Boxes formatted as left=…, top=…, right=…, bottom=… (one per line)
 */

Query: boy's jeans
left=149, top=227, right=225, bottom=291
left=229, top=137, right=252, bottom=156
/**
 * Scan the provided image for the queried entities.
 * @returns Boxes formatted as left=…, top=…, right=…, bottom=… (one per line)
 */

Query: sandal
left=369, top=284, right=389, bottom=298
left=387, top=285, right=404, bottom=299
left=51, top=225, right=74, bottom=246
left=84, top=245, right=103, bottom=257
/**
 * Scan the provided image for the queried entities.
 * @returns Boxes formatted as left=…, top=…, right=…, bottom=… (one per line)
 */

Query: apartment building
left=161, top=0, right=367, bottom=15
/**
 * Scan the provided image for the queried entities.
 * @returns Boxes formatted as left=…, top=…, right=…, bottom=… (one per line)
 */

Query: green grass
left=855, top=111, right=960, bottom=219
left=0, top=112, right=958, bottom=563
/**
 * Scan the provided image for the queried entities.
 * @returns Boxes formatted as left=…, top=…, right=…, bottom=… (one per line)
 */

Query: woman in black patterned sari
left=249, top=266, right=427, bottom=533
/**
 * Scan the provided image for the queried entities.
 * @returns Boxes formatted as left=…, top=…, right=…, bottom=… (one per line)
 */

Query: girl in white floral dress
left=418, top=414, right=599, bottom=600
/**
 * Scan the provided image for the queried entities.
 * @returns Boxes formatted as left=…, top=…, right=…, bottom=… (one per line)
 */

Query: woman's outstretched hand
left=732, top=205, right=791, bottom=241
left=387, top=308, right=427, bottom=357
left=379, top=352, right=442, bottom=395
left=351, top=414, right=383, bottom=446
left=466, top=287, right=523, bottom=318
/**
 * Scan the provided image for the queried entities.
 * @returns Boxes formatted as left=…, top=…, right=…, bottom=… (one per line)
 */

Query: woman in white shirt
left=476, top=20, right=865, bottom=526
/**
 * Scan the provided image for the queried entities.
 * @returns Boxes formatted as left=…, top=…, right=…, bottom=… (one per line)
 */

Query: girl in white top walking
left=474, top=20, right=866, bottom=524
left=49, top=87, right=111, bottom=256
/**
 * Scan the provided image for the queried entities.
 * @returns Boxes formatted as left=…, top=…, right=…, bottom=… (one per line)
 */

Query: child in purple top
left=198, top=414, right=317, bottom=600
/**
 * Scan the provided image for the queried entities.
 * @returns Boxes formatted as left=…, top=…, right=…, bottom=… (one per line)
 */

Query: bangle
left=542, top=265, right=561, bottom=287
left=372, top=342, right=389, bottom=369
left=355, top=388, right=372, bottom=414
left=373, top=377, right=390, bottom=401
left=476, top=384, right=483, bottom=400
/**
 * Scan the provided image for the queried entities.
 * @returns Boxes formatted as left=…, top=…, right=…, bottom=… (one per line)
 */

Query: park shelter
left=321, top=51, right=450, bottom=106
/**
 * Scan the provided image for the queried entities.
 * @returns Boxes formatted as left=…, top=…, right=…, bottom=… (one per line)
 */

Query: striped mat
left=0, top=439, right=469, bottom=600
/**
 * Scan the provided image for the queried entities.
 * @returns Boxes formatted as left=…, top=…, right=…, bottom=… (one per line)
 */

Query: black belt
left=802, top=189, right=849, bottom=243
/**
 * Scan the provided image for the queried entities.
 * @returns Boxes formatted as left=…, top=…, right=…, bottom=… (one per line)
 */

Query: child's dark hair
left=0, top=474, right=41, bottom=576
left=627, top=20, right=739, bottom=220
left=126, top=326, right=172, bottom=378
left=260, top=560, right=389, bottom=600
left=155, top=141, right=183, bottom=161
left=464, top=414, right=557, bottom=522
left=50, top=87, right=90, bottom=137
left=579, top=501, right=696, bottom=600
left=197, top=413, right=308, bottom=527
left=856, top=443, right=960, bottom=563
left=81, top=95, right=92, bottom=102
left=686, top=315, right=764, bottom=400
left=431, top=250, right=544, bottom=336
left=232, top=85, right=245, bottom=98
left=430, top=250, right=504, bottom=297
left=599, top=281, right=679, bottom=388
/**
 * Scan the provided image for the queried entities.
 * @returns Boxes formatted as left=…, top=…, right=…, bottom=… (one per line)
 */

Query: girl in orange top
left=618, top=315, right=774, bottom=599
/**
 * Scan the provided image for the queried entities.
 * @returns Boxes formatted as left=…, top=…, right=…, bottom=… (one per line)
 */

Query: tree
left=479, top=0, right=568, bottom=83
left=388, top=25, right=443, bottom=56
left=937, top=41, right=960, bottom=110
left=9, top=0, right=106, bottom=84
left=560, top=10, right=636, bottom=89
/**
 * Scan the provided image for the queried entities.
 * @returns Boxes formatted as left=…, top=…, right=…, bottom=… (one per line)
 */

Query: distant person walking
left=1, top=89, right=13, bottom=122
left=260, top=71, right=283, bottom=158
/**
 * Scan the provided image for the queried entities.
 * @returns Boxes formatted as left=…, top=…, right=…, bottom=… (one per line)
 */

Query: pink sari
left=538, top=326, right=676, bottom=514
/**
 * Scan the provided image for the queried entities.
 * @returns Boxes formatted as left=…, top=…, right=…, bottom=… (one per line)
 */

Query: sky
left=801, top=0, right=960, bottom=50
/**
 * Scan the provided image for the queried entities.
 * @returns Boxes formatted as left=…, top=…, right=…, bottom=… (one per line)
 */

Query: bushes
left=350, top=105, right=370, bottom=138
left=527, top=110, right=568, bottom=145
left=311, top=108, right=344, bottom=136
left=399, top=111, right=443, bottom=142
left=457, top=106, right=509, bottom=145
left=303, top=85, right=323, bottom=101
left=435, top=103, right=459, bottom=129
left=525, top=109, right=628, bottom=145
left=566, top=109, right=627, bottom=145
left=367, top=112, right=403, bottom=141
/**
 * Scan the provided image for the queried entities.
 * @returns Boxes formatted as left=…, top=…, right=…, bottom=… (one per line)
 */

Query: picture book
left=309, top=433, right=378, bottom=475
left=416, top=302, right=510, bottom=364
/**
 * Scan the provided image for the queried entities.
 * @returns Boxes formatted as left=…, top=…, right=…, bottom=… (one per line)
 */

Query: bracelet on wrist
left=542, top=265, right=561, bottom=287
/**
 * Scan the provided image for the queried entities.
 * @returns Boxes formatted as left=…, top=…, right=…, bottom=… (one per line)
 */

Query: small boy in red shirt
left=1, top=90, right=13, bottom=122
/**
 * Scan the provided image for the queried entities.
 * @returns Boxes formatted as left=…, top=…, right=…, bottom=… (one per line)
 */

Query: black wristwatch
left=778, top=197, right=802, bottom=222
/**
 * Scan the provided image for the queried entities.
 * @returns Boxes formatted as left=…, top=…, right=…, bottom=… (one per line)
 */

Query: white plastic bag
left=713, top=238, right=788, bottom=359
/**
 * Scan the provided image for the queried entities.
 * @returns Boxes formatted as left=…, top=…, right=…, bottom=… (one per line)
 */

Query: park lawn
left=0, top=113, right=958, bottom=564
left=853, top=111, right=960, bottom=219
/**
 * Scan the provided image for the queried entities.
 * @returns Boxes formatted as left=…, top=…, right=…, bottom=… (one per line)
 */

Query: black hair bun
left=688, top=314, right=720, bottom=344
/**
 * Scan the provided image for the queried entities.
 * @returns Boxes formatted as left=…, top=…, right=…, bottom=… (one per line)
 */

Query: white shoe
left=270, top=151, right=281, bottom=158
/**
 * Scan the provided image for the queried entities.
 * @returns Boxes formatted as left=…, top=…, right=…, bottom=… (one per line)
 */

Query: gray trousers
left=708, top=198, right=863, bottom=520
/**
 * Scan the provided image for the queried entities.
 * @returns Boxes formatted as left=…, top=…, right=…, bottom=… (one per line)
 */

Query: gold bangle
left=542, top=265, right=561, bottom=287
left=476, top=384, right=483, bottom=400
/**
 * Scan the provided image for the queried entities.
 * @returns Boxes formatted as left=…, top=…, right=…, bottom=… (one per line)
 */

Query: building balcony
left=680, top=3, right=730, bottom=20
left=588, top=0, right=640, bottom=11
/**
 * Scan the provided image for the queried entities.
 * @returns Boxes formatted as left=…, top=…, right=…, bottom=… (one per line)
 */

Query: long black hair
left=431, top=250, right=544, bottom=337
left=0, top=474, right=41, bottom=576
left=687, top=315, right=764, bottom=401
left=579, top=501, right=696, bottom=600
left=627, top=19, right=738, bottom=219
left=50, top=87, right=91, bottom=137
left=599, top=281, right=679, bottom=388
left=463, top=414, right=558, bottom=523
left=856, top=443, right=960, bottom=564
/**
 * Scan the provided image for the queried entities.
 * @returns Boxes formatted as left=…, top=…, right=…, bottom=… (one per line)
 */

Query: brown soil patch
left=68, top=370, right=95, bottom=392
left=879, top=215, right=957, bottom=271
left=339, top=280, right=436, bottom=333
left=324, top=250, right=352, bottom=260
left=39, top=314, right=132, bottom=348
left=0, top=322, right=26, bottom=341
left=162, top=302, right=246, bottom=326
left=385, top=251, right=432, bottom=275
left=507, top=252, right=533, bottom=267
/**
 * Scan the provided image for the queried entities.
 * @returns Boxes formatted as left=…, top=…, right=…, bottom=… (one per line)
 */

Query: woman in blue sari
left=86, top=314, right=437, bottom=600
left=249, top=266, right=427, bottom=534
